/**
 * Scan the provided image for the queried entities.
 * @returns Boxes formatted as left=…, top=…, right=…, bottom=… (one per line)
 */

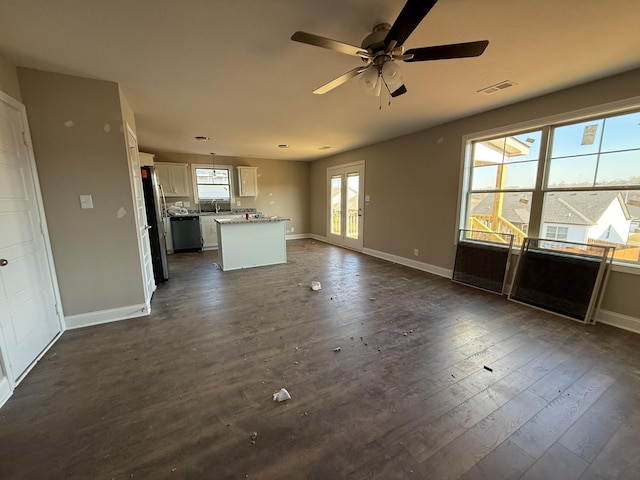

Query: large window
left=461, top=109, right=640, bottom=266
left=192, top=164, right=233, bottom=203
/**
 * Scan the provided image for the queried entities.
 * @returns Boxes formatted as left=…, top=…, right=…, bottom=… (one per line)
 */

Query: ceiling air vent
left=478, top=80, right=516, bottom=95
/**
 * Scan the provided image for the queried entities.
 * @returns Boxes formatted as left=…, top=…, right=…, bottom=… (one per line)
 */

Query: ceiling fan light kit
left=291, top=0, right=489, bottom=100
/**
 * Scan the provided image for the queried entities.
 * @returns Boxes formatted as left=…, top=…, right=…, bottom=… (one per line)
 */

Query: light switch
left=365, top=195, right=370, bottom=202
left=80, top=195, right=93, bottom=209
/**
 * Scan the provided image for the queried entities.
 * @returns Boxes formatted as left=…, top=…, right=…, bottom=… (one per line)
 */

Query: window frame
left=191, top=163, right=235, bottom=204
left=457, top=96, right=640, bottom=274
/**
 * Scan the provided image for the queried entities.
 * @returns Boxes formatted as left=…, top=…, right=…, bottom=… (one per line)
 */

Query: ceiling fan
left=291, top=0, right=489, bottom=98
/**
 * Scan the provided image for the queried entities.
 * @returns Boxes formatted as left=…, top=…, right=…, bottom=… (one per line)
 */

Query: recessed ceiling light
left=278, top=144, right=290, bottom=149
left=195, top=136, right=210, bottom=141
left=318, top=146, right=331, bottom=150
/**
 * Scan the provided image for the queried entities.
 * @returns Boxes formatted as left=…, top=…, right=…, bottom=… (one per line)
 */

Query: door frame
left=0, top=90, right=65, bottom=394
left=326, top=161, right=365, bottom=251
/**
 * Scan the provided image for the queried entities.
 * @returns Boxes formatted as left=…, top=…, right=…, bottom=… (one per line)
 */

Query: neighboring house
left=471, top=191, right=632, bottom=244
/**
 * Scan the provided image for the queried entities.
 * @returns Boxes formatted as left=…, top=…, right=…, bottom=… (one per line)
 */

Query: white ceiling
left=1, top=0, right=640, bottom=161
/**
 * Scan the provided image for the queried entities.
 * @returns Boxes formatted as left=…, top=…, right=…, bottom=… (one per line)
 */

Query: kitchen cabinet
left=200, top=216, right=218, bottom=249
left=156, top=162, right=190, bottom=197
left=216, top=217, right=289, bottom=271
left=237, top=166, right=258, bottom=197
left=200, top=215, right=244, bottom=249
left=139, top=152, right=154, bottom=166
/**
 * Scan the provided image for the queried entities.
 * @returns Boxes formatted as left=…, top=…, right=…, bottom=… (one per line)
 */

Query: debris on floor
left=250, top=431, right=258, bottom=441
left=484, top=366, right=494, bottom=372
left=273, top=388, right=291, bottom=402
left=333, top=347, right=341, bottom=352
left=310, top=281, right=322, bottom=291
left=369, top=297, right=376, bottom=301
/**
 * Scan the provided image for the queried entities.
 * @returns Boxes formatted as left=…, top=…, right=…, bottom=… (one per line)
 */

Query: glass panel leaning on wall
left=462, top=109, right=640, bottom=266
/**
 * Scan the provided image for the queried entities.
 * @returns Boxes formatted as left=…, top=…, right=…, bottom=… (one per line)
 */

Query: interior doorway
left=327, top=161, right=365, bottom=250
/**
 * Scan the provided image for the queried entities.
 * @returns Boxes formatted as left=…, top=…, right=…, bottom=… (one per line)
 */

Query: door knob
left=0, top=259, right=8, bottom=266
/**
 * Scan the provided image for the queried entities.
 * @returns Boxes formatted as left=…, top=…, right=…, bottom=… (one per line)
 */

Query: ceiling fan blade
left=384, top=0, right=438, bottom=48
left=291, top=31, right=370, bottom=58
left=404, top=40, right=489, bottom=62
left=390, top=84, right=408, bottom=97
left=313, top=66, right=367, bottom=95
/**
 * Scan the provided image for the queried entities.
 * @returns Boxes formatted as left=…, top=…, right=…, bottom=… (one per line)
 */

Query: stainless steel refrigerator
left=141, top=166, right=169, bottom=282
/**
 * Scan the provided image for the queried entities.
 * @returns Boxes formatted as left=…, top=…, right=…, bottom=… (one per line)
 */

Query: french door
left=327, top=162, right=364, bottom=250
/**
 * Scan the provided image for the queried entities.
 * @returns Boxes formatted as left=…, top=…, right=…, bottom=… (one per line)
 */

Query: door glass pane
left=330, top=175, right=342, bottom=235
left=346, top=173, right=359, bottom=239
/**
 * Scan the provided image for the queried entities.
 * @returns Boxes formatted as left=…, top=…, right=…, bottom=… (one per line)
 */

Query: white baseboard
left=308, top=233, right=328, bottom=242
left=286, top=233, right=311, bottom=240
left=362, top=247, right=453, bottom=278
left=596, top=309, right=640, bottom=334
left=0, top=376, right=11, bottom=409
left=65, top=303, right=150, bottom=330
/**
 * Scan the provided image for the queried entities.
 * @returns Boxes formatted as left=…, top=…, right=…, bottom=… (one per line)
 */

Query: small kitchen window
left=192, top=164, right=234, bottom=204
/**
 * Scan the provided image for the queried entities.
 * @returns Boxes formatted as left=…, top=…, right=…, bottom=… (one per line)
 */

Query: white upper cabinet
left=237, top=166, right=258, bottom=197
left=156, top=162, right=190, bottom=197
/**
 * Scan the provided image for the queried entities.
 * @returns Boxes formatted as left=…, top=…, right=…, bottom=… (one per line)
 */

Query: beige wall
left=18, top=68, right=145, bottom=316
left=0, top=50, right=21, bottom=102
left=145, top=151, right=311, bottom=235
left=310, top=67, right=640, bottom=320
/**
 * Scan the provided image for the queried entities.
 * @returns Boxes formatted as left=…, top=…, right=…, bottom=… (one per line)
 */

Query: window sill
left=611, top=263, right=640, bottom=275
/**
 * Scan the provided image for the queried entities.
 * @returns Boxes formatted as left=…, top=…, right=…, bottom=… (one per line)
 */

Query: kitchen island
left=215, top=217, right=291, bottom=271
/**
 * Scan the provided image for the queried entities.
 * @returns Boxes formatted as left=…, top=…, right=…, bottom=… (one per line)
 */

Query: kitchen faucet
left=212, top=200, right=220, bottom=213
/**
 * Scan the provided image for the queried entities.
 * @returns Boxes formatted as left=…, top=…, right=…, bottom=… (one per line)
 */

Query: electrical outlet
left=414, top=248, right=419, bottom=257
left=291, top=227, right=295, bottom=233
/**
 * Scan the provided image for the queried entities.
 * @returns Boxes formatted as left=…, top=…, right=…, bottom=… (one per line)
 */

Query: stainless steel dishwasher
left=170, top=215, right=202, bottom=252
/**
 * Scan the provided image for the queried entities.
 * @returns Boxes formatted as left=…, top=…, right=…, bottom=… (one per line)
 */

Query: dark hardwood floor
left=1, top=239, right=639, bottom=479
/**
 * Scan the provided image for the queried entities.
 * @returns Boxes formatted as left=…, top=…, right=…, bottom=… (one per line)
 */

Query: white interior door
left=125, top=126, right=155, bottom=305
left=0, top=92, right=62, bottom=383
left=327, top=162, right=364, bottom=250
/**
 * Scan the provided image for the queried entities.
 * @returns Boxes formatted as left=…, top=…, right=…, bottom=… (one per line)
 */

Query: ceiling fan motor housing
left=361, top=23, right=391, bottom=52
